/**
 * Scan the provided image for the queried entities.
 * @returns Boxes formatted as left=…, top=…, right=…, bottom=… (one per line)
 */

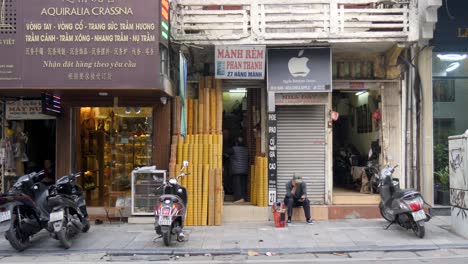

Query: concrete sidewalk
left=0, top=216, right=467, bottom=256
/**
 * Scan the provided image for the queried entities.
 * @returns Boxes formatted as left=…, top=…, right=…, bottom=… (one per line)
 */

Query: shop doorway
left=222, top=88, right=262, bottom=204
left=3, top=119, right=56, bottom=184
left=77, top=107, right=153, bottom=207
left=332, top=90, right=382, bottom=196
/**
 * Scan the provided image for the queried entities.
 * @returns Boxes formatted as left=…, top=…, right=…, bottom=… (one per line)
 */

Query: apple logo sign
left=288, top=50, right=310, bottom=77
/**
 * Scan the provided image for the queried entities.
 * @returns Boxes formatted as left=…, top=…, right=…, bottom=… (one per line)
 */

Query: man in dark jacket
left=228, top=137, right=249, bottom=204
left=284, top=174, right=313, bottom=224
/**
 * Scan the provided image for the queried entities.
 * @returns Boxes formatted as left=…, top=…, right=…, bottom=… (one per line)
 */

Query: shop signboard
left=0, top=0, right=162, bottom=89
left=267, top=112, right=277, bottom=206
left=215, top=45, right=266, bottom=80
left=267, top=48, right=331, bottom=92
left=6, top=100, right=55, bottom=120
left=433, top=1, right=468, bottom=51
left=275, top=93, right=328, bottom=105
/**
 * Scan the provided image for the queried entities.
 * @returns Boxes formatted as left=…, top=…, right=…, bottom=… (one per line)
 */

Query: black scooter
left=378, top=165, right=431, bottom=238
left=154, top=161, right=189, bottom=246
left=0, top=171, right=51, bottom=251
left=47, top=172, right=90, bottom=249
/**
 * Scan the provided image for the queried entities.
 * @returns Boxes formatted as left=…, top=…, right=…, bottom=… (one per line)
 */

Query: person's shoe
left=287, top=219, right=292, bottom=224
left=233, top=198, right=245, bottom=204
left=306, top=219, right=314, bottom=225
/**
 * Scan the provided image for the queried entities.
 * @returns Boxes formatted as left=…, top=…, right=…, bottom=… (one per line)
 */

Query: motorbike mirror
left=183, top=160, right=189, bottom=167
left=169, top=178, right=177, bottom=185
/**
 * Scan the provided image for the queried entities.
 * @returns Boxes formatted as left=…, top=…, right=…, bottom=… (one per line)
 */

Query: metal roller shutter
left=276, top=105, right=326, bottom=204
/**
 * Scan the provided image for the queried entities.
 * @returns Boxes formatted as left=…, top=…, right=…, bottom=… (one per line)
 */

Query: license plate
left=50, top=210, right=64, bottom=222
left=0, top=211, right=11, bottom=222
left=412, top=210, right=426, bottom=221
left=158, top=216, right=172, bottom=225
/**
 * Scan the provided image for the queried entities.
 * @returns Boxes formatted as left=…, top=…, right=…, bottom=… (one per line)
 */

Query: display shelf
left=131, top=168, right=166, bottom=216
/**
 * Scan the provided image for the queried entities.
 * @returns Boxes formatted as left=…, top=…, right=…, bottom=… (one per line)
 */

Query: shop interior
left=222, top=87, right=263, bottom=203
left=77, top=107, right=153, bottom=207
left=2, top=119, right=56, bottom=189
left=332, top=89, right=382, bottom=195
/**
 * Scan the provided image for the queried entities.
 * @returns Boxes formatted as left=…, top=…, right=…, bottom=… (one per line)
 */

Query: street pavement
left=0, top=216, right=467, bottom=257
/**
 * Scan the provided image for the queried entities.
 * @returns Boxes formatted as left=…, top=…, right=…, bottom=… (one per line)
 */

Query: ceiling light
left=355, top=90, right=367, bottom=96
left=125, top=107, right=131, bottom=114
left=98, top=92, right=109, bottom=96
left=229, top=88, right=247, bottom=93
left=437, top=54, right=467, bottom=61
left=446, top=62, right=460, bottom=72
left=134, top=107, right=141, bottom=114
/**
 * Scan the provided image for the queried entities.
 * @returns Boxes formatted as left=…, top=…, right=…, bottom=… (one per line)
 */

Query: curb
left=2, top=243, right=468, bottom=257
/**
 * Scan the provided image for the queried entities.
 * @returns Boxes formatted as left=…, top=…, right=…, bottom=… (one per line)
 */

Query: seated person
left=284, top=174, right=313, bottom=224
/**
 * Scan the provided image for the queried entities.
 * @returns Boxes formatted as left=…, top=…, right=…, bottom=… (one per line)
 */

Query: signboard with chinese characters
left=215, top=45, right=266, bottom=80
left=6, top=100, right=55, bottom=120
left=0, top=0, right=161, bottom=88
left=267, top=48, right=331, bottom=92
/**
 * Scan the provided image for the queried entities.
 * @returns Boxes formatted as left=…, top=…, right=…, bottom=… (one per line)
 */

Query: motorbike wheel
left=82, top=219, right=91, bottom=233
left=5, top=213, right=30, bottom=252
left=57, top=222, right=73, bottom=249
left=162, top=227, right=172, bottom=246
left=412, top=220, right=425, bottom=238
left=379, top=202, right=393, bottom=222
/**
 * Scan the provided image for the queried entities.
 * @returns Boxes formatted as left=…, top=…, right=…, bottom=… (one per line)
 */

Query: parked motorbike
left=47, top=172, right=90, bottom=249
left=378, top=165, right=431, bottom=238
left=154, top=161, right=189, bottom=246
left=0, top=171, right=51, bottom=251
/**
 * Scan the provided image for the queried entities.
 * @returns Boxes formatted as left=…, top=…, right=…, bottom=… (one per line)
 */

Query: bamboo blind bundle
left=193, top=99, right=198, bottom=135
left=204, top=87, right=210, bottom=134
left=212, top=144, right=219, bottom=169
left=214, top=168, right=222, bottom=225
left=198, top=103, right=204, bottom=134
left=188, top=144, right=194, bottom=167
left=186, top=164, right=194, bottom=226
left=176, top=144, right=183, bottom=165
left=202, top=165, right=209, bottom=225
left=208, top=134, right=213, bottom=145
left=261, top=157, right=268, bottom=207
left=215, top=81, right=223, bottom=133
left=187, top=99, right=193, bottom=135
left=169, top=144, right=177, bottom=164
left=196, top=165, right=203, bottom=225
left=210, top=88, right=216, bottom=133
left=208, top=144, right=214, bottom=167
left=178, top=135, right=184, bottom=145
left=192, top=144, right=199, bottom=166
left=208, top=168, right=215, bottom=226
left=202, top=145, right=209, bottom=165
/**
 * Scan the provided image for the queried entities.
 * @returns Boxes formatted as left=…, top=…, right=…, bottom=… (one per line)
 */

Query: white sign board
left=215, top=45, right=266, bottom=79
left=6, top=100, right=55, bottom=120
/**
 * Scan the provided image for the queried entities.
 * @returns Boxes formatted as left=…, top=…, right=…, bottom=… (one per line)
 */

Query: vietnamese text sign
left=6, top=100, right=55, bottom=120
left=275, top=93, right=328, bottom=105
left=267, top=112, right=277, bottom=205
left=0, top=0, right=161, bottom=88
left=267, top=48, right=331, bottom=92
left=215, top=45, right=266, bottom=79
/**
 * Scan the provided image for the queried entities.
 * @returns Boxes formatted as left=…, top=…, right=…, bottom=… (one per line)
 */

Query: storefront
left=0, top=0, right=174, bottom=214
left=431, top=0, right=468, bottom=206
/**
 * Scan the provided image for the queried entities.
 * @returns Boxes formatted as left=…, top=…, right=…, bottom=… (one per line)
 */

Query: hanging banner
left=267, top=48, right=331, bottom=92
left=215, top=45, right=266, bottom=80
left=6, top=100, right=55, bottom=120
left=267, top=112, right=277, bottom=205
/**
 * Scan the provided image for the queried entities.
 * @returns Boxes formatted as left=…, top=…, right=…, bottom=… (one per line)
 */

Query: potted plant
left=434, top=166, right=450, bottom=205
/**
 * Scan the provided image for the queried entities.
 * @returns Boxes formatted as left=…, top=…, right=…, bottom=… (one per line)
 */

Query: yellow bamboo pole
left=262, top=157, right=268, bottom=207
left=250, top=164, right=256, bottom=205
left=187, top=99, right=193, bottom=135
left=196, top=165, right=203, bottom=225
left=210, top=88, right=216, bottom=134
left=214, top=168, right=222, bottom=225
left=208, top=168, right=215, bottom=226
left=198, top=103, right=204, bottom=134
left=215, top=80, right=223, bottom=134
left=204, top=87, right=210, bottom=134
left=193, top=99, right=198, bottom=135
left=186, top=164, right=194, bottom=226
left=177, top=144, right=183, bottom=165
left=202, top=165, right=209, bottom=225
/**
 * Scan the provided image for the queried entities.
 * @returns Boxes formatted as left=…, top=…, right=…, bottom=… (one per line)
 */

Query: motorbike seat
left=392, top=189, right=419, bottom=200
